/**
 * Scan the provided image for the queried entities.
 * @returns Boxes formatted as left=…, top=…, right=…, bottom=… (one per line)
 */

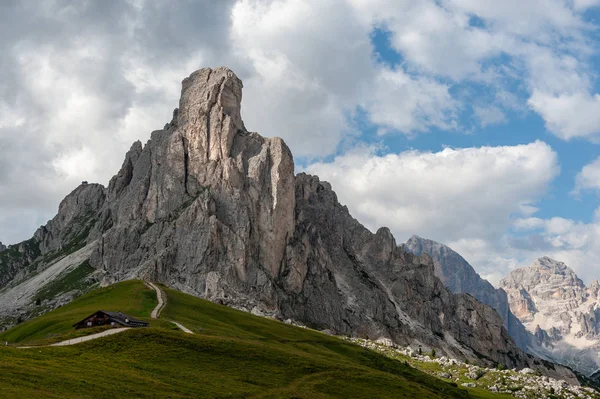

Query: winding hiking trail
left=171, top=321, right=193, bottom=334
left=146, top=281, right=165, bottom=319
left=50, top=328, right=130, bottom=346
left=18, top=328, right=131, bottom=349
left=145, top=281, right=194, bottom=334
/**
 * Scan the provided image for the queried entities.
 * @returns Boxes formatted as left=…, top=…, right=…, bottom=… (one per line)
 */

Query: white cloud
left=529, top=92, right=600, bottom=141
left=363, top=68, right=458, bottom=134
left=349, top=0, right=508, bottom=80
left=574, top=156, right=600, bottom=194
left=306, top=141, right=558, bottom=246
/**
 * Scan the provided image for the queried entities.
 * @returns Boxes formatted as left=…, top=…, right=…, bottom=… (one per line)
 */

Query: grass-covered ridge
left=0, top=280, right=511, bottom=398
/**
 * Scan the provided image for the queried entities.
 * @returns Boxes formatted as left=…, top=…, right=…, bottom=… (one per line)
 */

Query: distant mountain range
left=405, top=235, right=600, bottom=378
left=0, top=67, right=581, bottom=384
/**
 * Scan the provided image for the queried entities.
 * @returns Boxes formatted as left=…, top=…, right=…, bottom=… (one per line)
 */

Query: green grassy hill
left=0, top=281, right=507, bottom=398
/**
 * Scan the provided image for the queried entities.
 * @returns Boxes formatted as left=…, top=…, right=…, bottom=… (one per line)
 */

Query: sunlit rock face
left=502, top=257, right=600, bottom=376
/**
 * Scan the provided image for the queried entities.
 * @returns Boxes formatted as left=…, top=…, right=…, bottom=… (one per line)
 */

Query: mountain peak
left=407, top=235, right=430, bottom=243
left=177, top=67, right=245, bottom=163
left=501, top=256, right=583, bottom=290
left=533, top=256, right=569, bottom=272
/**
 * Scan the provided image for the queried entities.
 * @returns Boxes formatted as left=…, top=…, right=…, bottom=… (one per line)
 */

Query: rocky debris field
left=344, top=337, right=600, bottom=399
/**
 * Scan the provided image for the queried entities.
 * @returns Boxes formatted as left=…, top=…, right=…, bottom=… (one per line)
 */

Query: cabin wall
left=75, top=313, right=113, bottom=329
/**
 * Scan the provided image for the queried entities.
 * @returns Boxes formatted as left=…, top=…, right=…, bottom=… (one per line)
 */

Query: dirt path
left=145, top=281, right=194, bottom=334
left=146, top=281, right=165, bottom=319
left=18, top=328, right=130, bottom=348
left=171, top=321, right=193, bottom=334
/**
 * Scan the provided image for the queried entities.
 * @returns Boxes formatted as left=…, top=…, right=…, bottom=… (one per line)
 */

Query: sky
left=1, top=0, right=600, bottom=286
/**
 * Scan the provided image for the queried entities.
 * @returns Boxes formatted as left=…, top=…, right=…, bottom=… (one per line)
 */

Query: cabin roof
left=72, top=310, right=148, bottom=327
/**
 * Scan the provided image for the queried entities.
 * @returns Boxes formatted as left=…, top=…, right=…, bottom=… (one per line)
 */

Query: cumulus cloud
left=306, top=140, right=558, bottom=250
left=529, top=92, right=600, bottom=141
left=574, top=156, right=600, bottom=195
left=363, top=68, right=458, bottom=134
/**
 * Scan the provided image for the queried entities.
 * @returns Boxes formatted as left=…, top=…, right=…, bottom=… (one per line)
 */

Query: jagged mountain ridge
left=501, top=257, right=600, bottom=376
left=403, top=236, right=532, bottom=351
left=0, top=67, right=578, bottom=383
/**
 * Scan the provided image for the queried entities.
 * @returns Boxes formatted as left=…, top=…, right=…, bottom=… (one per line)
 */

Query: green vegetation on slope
left=0, top=280, right=158, bottom=345
left=34, top=260, right=97, bottom=305
left=0, top=281, right=507, bottom=398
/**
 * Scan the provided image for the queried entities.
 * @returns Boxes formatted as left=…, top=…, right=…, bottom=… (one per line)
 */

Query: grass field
left=0, top=281, right=509, bottom=398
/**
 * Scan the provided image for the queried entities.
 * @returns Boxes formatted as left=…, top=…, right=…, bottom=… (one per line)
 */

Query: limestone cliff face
left=279, top=180, right=533, bottom=369
left=89, top=67, right=295, bottom=313
left=33, top=183, right=106, bottom=255
left=0, top=67, right=578, bottom=383
left=404, top=236, right=532, bottom=351
left=501, top=257, right=600, bottom=376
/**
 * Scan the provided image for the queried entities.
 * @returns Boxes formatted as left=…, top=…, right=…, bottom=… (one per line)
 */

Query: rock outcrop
left=501, top=257, right=600, bottom=376
left=0, top=67, right=579, bottom=384
left=404, top=236, right=531, bottom=350
left=0, top=238, right=40, bottom=289
left=0, top=242, right=6, bottom=252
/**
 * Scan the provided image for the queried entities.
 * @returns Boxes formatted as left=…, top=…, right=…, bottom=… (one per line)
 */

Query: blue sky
left=370, top=24, right=598, bottom=223
left=1, top=0, right=600, bottom=285
left=372, top=27, right=600, bottom=223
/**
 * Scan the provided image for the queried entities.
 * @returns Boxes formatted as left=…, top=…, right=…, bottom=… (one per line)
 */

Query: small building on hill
left=73, top=311, right=149, bottom=329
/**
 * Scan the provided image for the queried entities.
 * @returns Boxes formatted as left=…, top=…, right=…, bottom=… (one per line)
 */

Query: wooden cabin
left=73, top=310, right=149, bottom=329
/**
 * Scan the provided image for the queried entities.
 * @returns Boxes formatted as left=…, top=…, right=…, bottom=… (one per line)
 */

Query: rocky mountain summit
left=0, top=67, right=579, bottom=383
left=404, top=236, right=531, bottom=350
left=501, top=257, right=600, bottom=376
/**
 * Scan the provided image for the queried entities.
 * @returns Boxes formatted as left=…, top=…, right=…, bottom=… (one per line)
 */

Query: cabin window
left=87, top=321, right=92, bottom=327
left=111, top=322, right=115, bottom=326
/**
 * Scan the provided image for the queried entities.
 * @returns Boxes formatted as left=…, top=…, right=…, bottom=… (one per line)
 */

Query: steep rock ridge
left=0, top=67, right=578, bottom=383
left=501, top=257, right=600, bottom=376
left=0, top=183, right=104, bottom=288
left=34, top=183, right=106, bottom=255
left=279, top=179, right=572, bottom=378
left=0, top=238, right=41, bottom=289
left=0, top=184, right=105, bottom=328
left=90, top=68, right=295, bottom=311
left=404, top=236, right=531, bottom=350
